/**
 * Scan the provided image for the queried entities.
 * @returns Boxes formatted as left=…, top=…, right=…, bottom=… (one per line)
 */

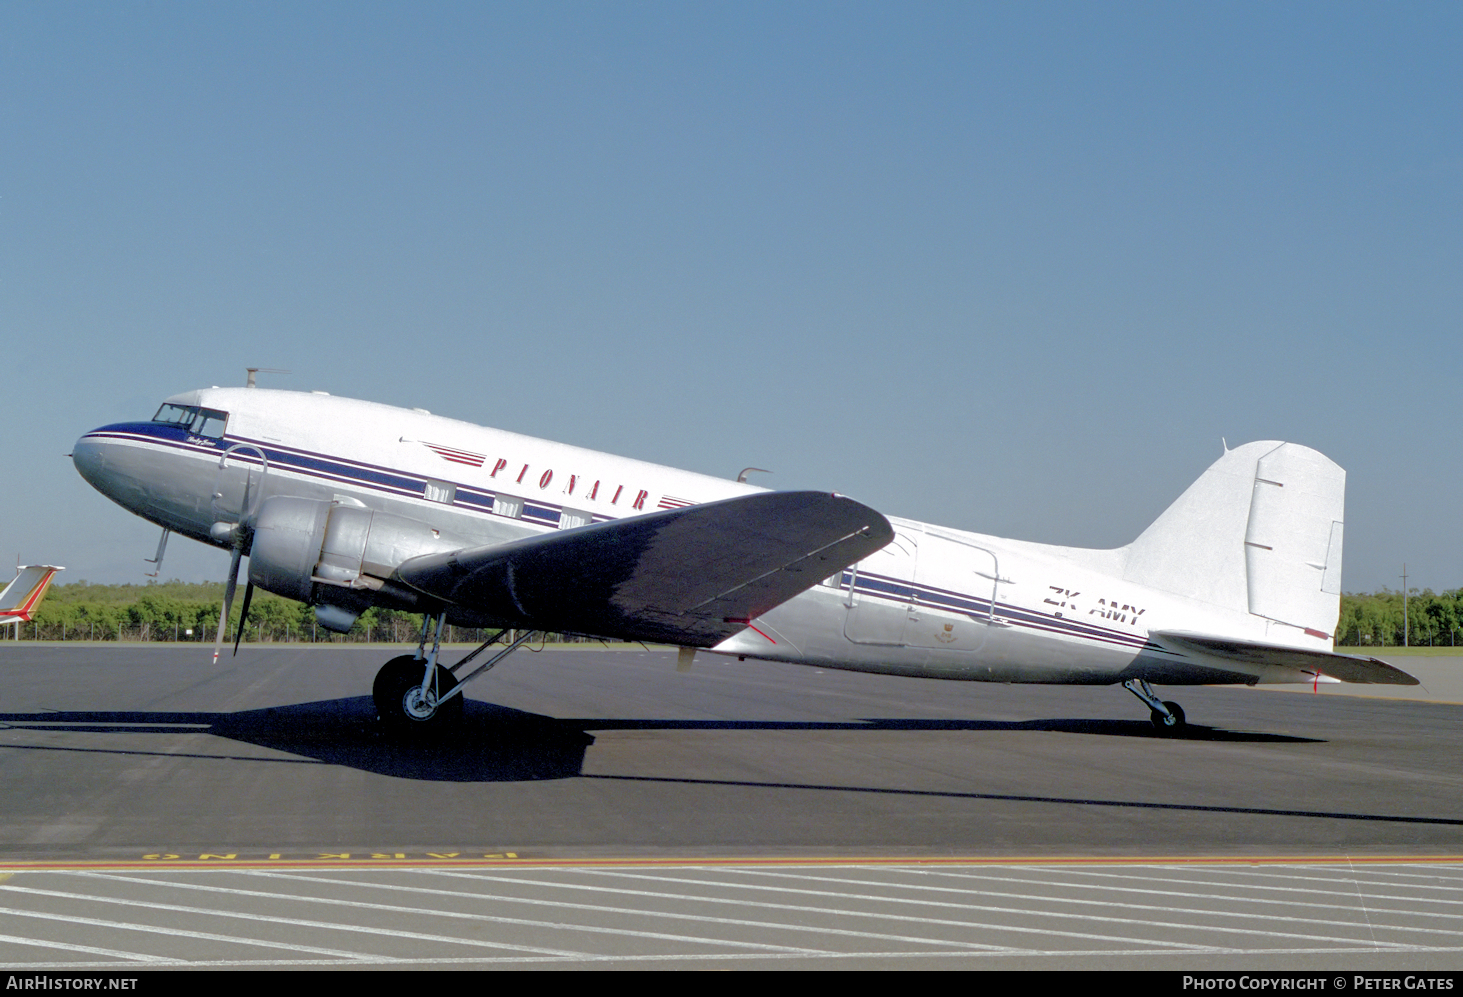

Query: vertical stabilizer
left=1121, top=442, right=1344, bottom=638
left=0, top=565, right=63, bottom=624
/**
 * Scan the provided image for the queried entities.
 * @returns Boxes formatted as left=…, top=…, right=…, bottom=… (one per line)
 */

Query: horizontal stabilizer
left=394, top=492, right=894, bottom=646
left=1153, top=630, right=1418, bottom=685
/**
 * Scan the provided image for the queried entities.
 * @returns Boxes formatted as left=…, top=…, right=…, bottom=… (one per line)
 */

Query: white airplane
left=72, top=384, right=1415, bottom=732
left=0, top=565, right=63, bottom=636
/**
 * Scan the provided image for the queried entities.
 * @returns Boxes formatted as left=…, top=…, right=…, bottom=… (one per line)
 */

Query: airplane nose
left=72, top=426, right=149, bottom=511
left=71, top=431, right=109, bottom=489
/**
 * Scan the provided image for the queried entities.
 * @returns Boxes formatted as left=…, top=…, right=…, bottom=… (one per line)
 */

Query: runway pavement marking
left=0, top=903, right=374, bottom=961
left=7, top=864, right=1463, bottom=968
left=0, top=947, right=1409, bottom=970
left=426, top=867, right=1314, bottom=952
left=1022, top=864, right=1463, bottom=905
left=1232, top=866, right=1463, bottom=895
left=6, top=881, right=591, bottom=959
left=1347, top=857, right=1383, bottom=949
left=884, top=865, right=1463, bottom=921
left=66, top=870, right=828, bottom=957
left=415, top=866, right=1211, bottom=954
left=238, top=869, right=1016, bottom=953
left=1333, top=865, right=1463, bottom=883
left=922, top=865, right=1463, bottom=910
left=714, top=866, right=1463, bottom=941
left=563, top=867, right=1427, bottom=950
left=4, top=854, right=1463, bottom=870
left=1161, top=863, right=1463, bottom=889
left=0, top=931, right=179, bottom=964
left=9, top=944, right=1463, bottom=971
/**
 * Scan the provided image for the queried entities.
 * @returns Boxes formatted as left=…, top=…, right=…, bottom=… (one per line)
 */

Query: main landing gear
left=1122, top=678, right=1187, bottom=734
left=372, top=613, right=538, bottom=733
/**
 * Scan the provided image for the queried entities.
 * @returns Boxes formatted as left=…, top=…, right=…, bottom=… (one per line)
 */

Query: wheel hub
left=401, top=684, right=438, bottom=720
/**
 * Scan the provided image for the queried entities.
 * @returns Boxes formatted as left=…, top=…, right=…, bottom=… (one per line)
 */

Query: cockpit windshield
left=152, top=404, right=229, bottom=439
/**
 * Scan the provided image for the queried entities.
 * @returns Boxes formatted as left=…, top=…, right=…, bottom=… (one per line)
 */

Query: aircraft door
left=905, top=534, right=998, bottom=652
left=210, top=444, right=268, bottom=528
left=843, top=531, right=916, bottom=645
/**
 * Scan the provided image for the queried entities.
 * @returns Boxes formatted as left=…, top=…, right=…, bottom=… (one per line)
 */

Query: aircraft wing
left=1152, top=630, right=1419, bottom=685
left=393, top=491, right=894, bottom=646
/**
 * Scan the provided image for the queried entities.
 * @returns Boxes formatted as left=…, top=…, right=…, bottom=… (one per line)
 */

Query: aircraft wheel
left=373, top=655, right=462, bottom=731
left=1150, top=700, right=1186, bottom=733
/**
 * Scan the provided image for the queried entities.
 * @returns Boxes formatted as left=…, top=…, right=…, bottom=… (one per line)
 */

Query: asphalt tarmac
left=1, top=645, right=1461, bottom=862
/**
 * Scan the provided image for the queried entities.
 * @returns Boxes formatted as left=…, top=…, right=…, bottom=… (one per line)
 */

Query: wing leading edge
left=1153, top=630, right=1419, bottom=685
left=393, top=491, right=894, bottom=646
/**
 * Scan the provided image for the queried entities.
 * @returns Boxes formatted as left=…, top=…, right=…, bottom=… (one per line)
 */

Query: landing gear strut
left=1122, top=678, right=1187, bottom=734
left=371, top=613, right=538, bottom=733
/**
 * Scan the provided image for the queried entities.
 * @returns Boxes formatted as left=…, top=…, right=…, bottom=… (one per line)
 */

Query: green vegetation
left=1, top=579, right=582, bottom=645
left=5, top=580, right=1462, bottom=649
left=1335, top=589, right=1463, bottom=648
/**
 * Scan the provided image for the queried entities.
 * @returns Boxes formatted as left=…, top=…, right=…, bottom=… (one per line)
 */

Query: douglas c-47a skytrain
left=72, top=381, right=1416, bottom=733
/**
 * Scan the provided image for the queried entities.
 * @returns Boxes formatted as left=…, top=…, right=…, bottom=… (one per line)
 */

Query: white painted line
left=0, top=903, right=371, bottom=961
left=1231, top=867, right=1463, bottom=896
left=566, top=867, right=1421, bottom=949
left=894, top=865, right=1463, bottom=922
left=5, top=943, right=1463, bottom=971
left=8, top=882, right=584, bottom=959
left=242, top=868, right=1016, bottom=953
left=987, top=865, right=1463, bottom=907
left=737, top=866, right=1463, bottom=936
left=0, top=931, right=179, bottom=964
left=428, top=868, right=1239, bottom=951
left=65, top=871, right=821, bottom=956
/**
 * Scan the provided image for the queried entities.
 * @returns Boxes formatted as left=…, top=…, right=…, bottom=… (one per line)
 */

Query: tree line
left=0, top=579, right=591, bottom=645
left=1333, top=588, right=1463, bottom=647
left=5, top=580, right=1462, bottom=648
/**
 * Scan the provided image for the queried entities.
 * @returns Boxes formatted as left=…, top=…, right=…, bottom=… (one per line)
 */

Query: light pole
left=1401, top=563, right=1409, bottom=648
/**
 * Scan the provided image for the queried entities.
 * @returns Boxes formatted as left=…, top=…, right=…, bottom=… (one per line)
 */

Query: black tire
left=373, top=654, right=463, bottom=731
left=1150, top=700, right=1186, bottom=733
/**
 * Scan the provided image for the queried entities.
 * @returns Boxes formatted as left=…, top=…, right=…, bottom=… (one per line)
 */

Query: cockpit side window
left=153, top=403, right=198, bottom=426
left=192, top=408, right=228, bottom=438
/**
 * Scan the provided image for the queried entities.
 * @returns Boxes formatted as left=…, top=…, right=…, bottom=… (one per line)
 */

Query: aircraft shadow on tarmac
left=1, top=694, right=1319, bottom=786
left=13, top=699, right=1462, bottom=827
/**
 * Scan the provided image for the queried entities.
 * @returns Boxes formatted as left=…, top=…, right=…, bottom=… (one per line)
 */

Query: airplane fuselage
left=73, top=387, right=1334, bottom=689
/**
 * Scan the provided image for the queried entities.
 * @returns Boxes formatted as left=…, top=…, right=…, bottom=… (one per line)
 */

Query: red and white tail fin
left=1122, top=441, right=1344, bottom=642
left=0, top=565, right=64, bottom=625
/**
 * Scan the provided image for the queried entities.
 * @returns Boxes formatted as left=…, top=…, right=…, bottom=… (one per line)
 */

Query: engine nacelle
left=248, top=496, right=463, bottom=627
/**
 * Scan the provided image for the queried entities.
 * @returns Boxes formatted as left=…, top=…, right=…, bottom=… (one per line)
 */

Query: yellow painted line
left=1, top=853, right=1462, bottom=872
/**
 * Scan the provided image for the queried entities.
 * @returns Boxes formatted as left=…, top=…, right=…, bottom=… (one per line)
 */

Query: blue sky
left=2, top=2, right=1459, bottom=593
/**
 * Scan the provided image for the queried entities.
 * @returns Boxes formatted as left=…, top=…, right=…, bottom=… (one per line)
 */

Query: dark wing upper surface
left=393, top=491, right=894, bottom=646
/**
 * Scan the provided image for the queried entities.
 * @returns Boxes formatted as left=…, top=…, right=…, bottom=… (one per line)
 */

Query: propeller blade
left=233, top=581, right=254, bottom=657
left=212, top=545, right=242, bottom=666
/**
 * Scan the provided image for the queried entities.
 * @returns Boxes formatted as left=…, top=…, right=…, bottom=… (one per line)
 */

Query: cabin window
left=192, top=408, right=228, bottom=438
left=152, top=404, right=228, bottom=437
left=492, top=494, right=524, bottom=519
left=424, top=480, right=456, bottom=505
left=559, top=510, right=591, bottom=530
left=153, top=404, right=198, bottom=426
